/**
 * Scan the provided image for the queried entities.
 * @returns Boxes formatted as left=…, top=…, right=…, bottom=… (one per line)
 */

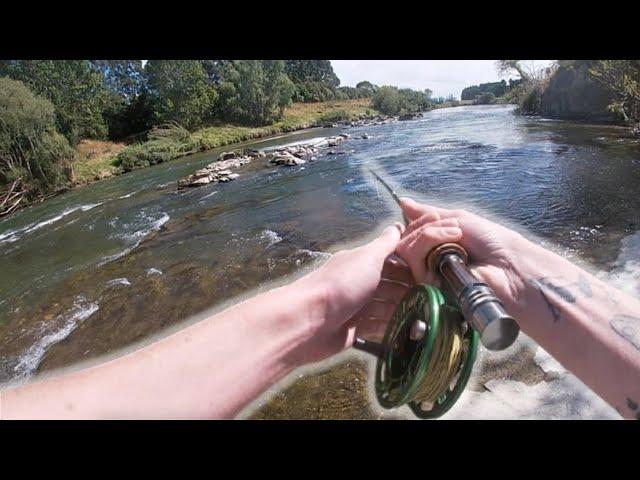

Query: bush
left=519, top=84, right=544, bottom=115
left=372, top=86, right=402, bottom=115
left=0, top=60, right=108, bottom=145
left=113, top=122, right=204, bottom=172
left=372, top=86, right=432, bottom=115
left=474, top=92, right=496, bottom=105
left=0, top=78, right=75, bottom=197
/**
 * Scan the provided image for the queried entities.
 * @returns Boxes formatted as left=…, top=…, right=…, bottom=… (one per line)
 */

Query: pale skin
left=2, top=199, right=640, bottom=419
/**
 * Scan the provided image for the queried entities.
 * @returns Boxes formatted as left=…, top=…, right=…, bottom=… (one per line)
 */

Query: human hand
left=292, top=223, right=413, bottom=364
left=395, top=198, right=530, bottom=315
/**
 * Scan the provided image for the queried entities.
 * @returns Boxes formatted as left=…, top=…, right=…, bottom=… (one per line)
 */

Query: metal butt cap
left=473, top=301, right=520, bottom=350
left=459, top=284, right=520, bottom=350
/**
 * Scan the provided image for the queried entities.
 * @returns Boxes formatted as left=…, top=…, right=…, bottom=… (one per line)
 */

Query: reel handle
left=426, top=243, right=520, bottom=351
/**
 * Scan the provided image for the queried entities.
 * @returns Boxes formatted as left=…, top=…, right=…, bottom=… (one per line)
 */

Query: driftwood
left=0, top=178, right=25, bottom=217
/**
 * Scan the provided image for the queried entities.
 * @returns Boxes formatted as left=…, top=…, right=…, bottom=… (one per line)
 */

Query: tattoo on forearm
left=538, top=278, right=576, bottom=303
left=530, top=279, right=563, bottom=322
left=611, top=314, right=640, bottom=351
left=627, top=398, right=640, bottom=420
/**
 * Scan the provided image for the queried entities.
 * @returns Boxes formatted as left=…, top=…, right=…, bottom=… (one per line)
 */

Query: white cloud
left=331, top=60, right=554, bottom=99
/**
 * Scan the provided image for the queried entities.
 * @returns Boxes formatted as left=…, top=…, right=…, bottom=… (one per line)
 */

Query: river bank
left=72, top=99, right=381, bottom=185
left=0, top=100, right=383, bottom=220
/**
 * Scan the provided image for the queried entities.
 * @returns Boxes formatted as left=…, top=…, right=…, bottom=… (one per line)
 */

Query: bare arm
left=396, top=198, right=640, bottom=419
left=1, top=225, right=405, bottom=419
left=511, top=240, right=640, bottom=419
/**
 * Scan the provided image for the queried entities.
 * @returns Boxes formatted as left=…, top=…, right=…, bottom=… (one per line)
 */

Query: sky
left=331, top=60, right=554, bottom=99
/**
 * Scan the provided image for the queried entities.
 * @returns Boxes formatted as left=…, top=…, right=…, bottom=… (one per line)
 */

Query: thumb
left=363, top=223, right=403, bottom=262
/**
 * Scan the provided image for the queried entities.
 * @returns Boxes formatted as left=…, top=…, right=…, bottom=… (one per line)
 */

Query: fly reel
left=353, top=242, right=519, bottom=418
left=374, top=283, right=478, bottom=418
left=358, top=171, right=519, bottom=418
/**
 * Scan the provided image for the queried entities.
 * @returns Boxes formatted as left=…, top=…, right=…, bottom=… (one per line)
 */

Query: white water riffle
left=0, top=203, right=103, bottom=246
left=12, top=296, right=99, bottom=379
left=99, top=212, right=170, bottom=266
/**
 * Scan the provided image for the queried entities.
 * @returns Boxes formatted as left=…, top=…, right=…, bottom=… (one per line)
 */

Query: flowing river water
left=1, top=105, right=639, bottom=419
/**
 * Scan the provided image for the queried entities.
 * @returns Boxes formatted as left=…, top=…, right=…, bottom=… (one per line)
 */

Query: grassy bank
left=73, top=140, right=127, bottom=185
left=71, top=99, right=378, bottom=185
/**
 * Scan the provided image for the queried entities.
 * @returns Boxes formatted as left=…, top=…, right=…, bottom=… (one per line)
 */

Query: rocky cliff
left=540, top=62, right=618, bottom=123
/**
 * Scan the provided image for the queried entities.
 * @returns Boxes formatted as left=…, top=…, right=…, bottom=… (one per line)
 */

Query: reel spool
left=374, top=284, right=479, bottom=419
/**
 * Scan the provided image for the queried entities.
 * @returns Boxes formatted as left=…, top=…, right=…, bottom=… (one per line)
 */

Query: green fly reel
left=374, top=284, right=479, bottom=419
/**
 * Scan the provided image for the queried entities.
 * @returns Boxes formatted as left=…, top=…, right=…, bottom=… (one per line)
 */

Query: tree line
left=460, top=79, right=522, bottom=104
left=0, top=60, right=436, bottom=210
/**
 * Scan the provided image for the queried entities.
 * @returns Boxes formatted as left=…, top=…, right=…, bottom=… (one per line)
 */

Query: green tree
left=91, top=60, right=145, bottom=100
left=200, top=60, right=235, bottom=84
left=372, top=86, right=402, bottom=115
left=218, top=61, right=295, bottom=125
left=144, top=60, right=218, bottom=130
left=589, top=60, right=640, bottom=125
left=285, top=60, right=339, bottom=87
left=356, top=81, right=378, bottom=96
left=0, top=78, right=74, bottom=201
left=372, top=86, right=432, bottom=115
left=0, top=60, right=108, bottom=144
left=90, top=60, right=154, bottom=140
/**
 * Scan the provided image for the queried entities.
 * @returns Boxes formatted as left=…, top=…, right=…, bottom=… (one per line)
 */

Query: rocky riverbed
left=177, top=131, right=373, bottom=189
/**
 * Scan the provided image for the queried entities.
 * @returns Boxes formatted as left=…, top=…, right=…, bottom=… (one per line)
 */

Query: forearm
left=1, top=277, right=322, bottom=419
left=510, top=237, right=640, bottom=418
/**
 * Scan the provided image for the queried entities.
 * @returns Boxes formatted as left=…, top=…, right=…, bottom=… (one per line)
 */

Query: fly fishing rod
left=354, top=170, right=520, bottom=418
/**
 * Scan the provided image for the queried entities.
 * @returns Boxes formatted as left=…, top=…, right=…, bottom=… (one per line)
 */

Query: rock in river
left=178, top=155, right=251, bottom=189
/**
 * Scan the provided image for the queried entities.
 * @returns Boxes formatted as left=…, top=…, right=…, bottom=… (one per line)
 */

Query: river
left=1, top=105, right=639, bottom=419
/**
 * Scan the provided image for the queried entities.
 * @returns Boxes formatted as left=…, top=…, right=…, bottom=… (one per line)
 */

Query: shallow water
left=1, top=105, right=639, bottom=417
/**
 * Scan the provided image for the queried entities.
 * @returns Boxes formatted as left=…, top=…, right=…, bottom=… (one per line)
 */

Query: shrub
left=0, top=77, right=75, bottom=197
left=113, top=122, right=204, bottom=172
left=474, top=92, right=496, bottom=105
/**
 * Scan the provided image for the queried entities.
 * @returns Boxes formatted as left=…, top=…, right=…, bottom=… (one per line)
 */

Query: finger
left=359, top=223, right=403, bottom=263
left=381, top=256, right=414, bottom=285
left=403, top=217, right=460, bottom=242
left=396, top=226, right=463, bottom=283
left=399, top=197, right=450, bottom=222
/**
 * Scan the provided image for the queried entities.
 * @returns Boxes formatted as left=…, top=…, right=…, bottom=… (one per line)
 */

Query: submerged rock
left=399, top=112, right=424, bottom=121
